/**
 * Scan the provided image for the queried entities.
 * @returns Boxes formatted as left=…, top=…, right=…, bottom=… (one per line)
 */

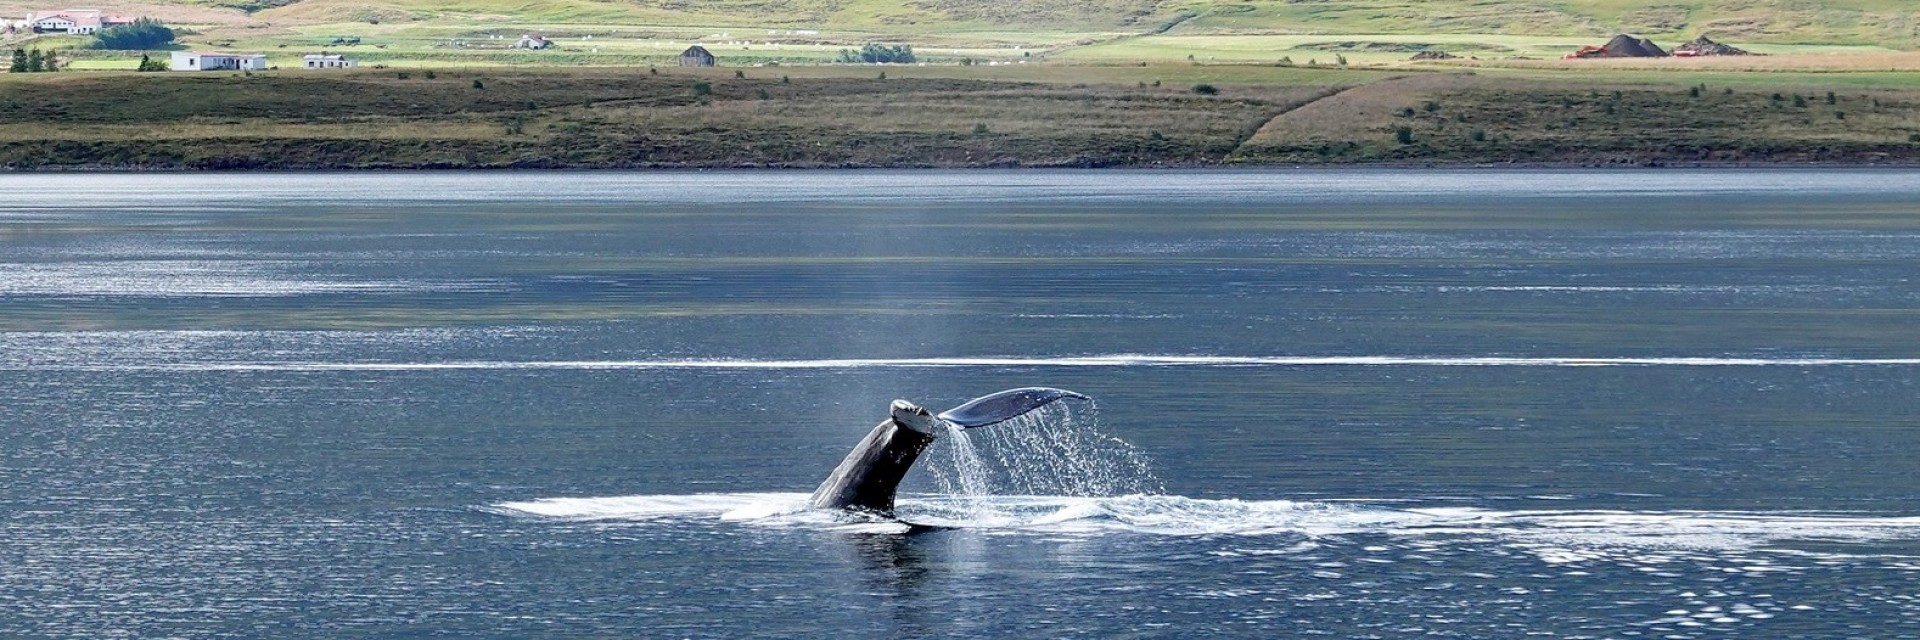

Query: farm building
left=514, top=34, right=552, bottom=50
left=170, top=51, right=269, bottom=71
left=27, top=9, right=128, bottom=34
left=303, top=54, right=357, bottom=69
left=679, top=45, right=716, bottom=67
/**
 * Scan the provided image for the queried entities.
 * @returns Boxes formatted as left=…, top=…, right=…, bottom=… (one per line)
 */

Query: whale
left=809, top=387, right=1089, bottom=514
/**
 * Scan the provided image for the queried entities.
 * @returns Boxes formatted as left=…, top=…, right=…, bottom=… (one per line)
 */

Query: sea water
left=5, top=170, right=1920, bottom=637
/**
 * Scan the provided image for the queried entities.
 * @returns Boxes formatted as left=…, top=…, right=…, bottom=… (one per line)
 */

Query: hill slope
left=12, top=0, right=1910, bottom=46
left=233, top=0, right=1918, bottom=45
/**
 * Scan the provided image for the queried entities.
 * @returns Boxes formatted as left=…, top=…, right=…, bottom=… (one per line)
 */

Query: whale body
left=809, top=388, right=1088, bottom=514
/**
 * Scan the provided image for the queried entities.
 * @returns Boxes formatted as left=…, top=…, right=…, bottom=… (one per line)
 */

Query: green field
left=6, top=0, right=1918, bottom=71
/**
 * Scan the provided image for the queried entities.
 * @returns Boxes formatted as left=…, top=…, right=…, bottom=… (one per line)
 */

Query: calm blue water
left=5, top=170, right=1920, bottom=638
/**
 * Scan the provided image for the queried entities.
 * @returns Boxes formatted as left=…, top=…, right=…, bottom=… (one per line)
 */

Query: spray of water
left=925, top=399, right=1164, bottom=504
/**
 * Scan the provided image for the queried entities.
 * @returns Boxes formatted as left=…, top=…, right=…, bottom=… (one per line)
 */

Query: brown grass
left=1428, top=52, right=1920, bottom=73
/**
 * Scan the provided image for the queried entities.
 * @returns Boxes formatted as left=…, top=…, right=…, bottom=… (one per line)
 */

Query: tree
left=838, top=43, right=914, bottom=64
left=9, top=49, right=25, bottom=73
left=26, top=49, right=42, bottom=73
left=136, top=53, right=169, bottom=71
left=90, top=17, right=176, bottom=50
left=41, top=49, right=57, bottom=71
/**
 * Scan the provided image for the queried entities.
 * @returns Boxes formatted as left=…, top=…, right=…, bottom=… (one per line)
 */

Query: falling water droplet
left=924, top=399, right=1163, bottom=502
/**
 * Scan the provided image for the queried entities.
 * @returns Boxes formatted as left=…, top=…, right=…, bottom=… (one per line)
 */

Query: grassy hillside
left=5, top=0, right=1918, bottom=46
left=2, top=65, right=1917, bottom=169
left=1176, top=0, right=1920, bottom=45
left=223, top=0, right=1920, bottom=45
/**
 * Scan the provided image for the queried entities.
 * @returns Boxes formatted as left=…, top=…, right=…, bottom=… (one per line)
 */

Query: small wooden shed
left=678, top=45, right=716, bottom=67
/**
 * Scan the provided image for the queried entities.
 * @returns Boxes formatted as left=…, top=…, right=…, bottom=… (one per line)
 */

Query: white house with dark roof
left=170, top=51, right=269, bottom=71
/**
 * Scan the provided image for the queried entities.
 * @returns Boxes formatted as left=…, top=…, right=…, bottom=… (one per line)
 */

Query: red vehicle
left=1563, top=45, right=1607, bottom=59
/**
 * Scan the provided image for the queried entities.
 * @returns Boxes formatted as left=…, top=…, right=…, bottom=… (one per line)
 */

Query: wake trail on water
left=485, top=401, right=1920, bottom=555
left=18, top=354, right=1920, bottom=371
left=484, top=492, right=1920, bottom=553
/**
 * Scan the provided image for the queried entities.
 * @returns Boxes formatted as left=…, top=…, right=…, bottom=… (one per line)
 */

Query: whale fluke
left=937, top=387, right=1090, bottom=429
left=810, top=388, right=1088, bottom=514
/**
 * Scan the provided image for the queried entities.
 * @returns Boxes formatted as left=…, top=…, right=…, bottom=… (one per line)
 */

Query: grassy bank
left=2, top=66, right=1917, bottom=169
left=1233, top=73, right=1920, bottom=164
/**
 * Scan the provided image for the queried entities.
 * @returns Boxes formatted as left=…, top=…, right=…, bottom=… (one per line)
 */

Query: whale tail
left=937, top=387, right=1091, bottom=429
left=809, top=388, right=1088, bottom=514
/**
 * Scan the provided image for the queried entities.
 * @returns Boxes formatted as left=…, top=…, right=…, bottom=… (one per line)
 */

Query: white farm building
left=26, top=9, right=129, bottom=35
left=170, top=51, right=268, bottom=71
left=302, top=54, right=357, bottom=69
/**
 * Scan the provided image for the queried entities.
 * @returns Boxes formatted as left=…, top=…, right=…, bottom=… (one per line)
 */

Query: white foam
left=488, top=492, right=809, bottom=521
left=488, top=492, right=1920, bottom=554
left=20, top=354, right=1920, bottom=372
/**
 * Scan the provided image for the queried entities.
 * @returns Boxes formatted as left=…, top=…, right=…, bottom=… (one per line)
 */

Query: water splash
left=926, top=399, right=1164, bottom=501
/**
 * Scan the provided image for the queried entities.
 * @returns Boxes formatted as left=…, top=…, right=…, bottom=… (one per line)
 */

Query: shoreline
left=10, top=160, right=1920, bottom=172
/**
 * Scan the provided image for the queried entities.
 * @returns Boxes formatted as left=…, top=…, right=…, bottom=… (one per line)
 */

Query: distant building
left=170, top=51, right=269, bottom=71
left=27, top=9, right=129, bottom=35
left=514, top=34, right=552, bottom=50
left=302, top=54, right=356, bottom=69
left=678, top=45, right=715, bottom=67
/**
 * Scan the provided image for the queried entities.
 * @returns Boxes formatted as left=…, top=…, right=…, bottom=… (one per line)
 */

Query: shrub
left=1909, top=133, right=1920, bottom=143
left=396, top=71, right=410, bottom=79
left=756, top=88, right=770, bottom=100
left=1470, top=128, right=1486, bottom=142
left=1191, top=83, right=1218, bottom=95
left=90, top=18, right=174, bottom=50
left=472, top=79, right=484, bottom=89
left=1826, top=91, right=1837, bottom=105
left=135, top=53, right=168, bottom=72
left=1394, top=125, right=1413, bottom=145
left=424, top=70, right=435, bottom=79
left=734, top=70, right=744, bottom=79
left=972, top=123, right=989, bottom=135
left=1792, top=94, right=1807, bottom=108
left=1422, top=100, right=1439, bottom=112
left=691, top=79, right=712, bottom=96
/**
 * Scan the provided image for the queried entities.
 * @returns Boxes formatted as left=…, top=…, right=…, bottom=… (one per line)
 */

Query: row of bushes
left=837, top=43, right=915, bottom=64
